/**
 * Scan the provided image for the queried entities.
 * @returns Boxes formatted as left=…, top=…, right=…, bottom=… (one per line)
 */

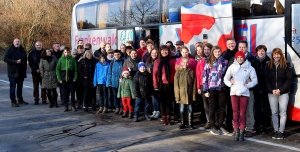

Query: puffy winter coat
left=123, top=57, right=141, bottom=76
left=106, top=58, right=124, bottom=88
left=224, top=60, right=258, bottom=97
left=117, top=78, right=135, bottom=98
left=4, top=45, right=27, bottom=78
left=132, top=71, right=153, bottom=98
left=78, top=58, right=97, bottom=88
left=56, top=55, right=78, bottom=82
left=174, top=67, right=196, bottom=104
left=93, top=61, right=110, bottom=86
left=39, top=56, right=59, bottom=89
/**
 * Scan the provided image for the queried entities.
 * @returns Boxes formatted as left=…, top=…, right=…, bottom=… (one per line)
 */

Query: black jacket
left=265, top=62, right=293, bottom=94
left=78, top=58, right=97, bottom=87
left=221, top=48, right=237, bottom=61
left=93, top=48, right=106, bottom=60
left=132, top=71, right=153, bottom=98
left=253, top=56, right=270, bottom=93
left=28, top=48, right=44, bottom=76
left=4, top=45, right=27, bottom=78
left=52, top=50, right=62, bottom=59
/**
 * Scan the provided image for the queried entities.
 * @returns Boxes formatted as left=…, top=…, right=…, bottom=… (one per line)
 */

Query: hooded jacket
left=106, top=58, right=124, bottom=88
left=224, top=60, right=258, bottom=97
left=93, top=61, right=110, bottom=86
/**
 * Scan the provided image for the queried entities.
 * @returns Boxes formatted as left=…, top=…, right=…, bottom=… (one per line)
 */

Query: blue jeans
left=9, top=77, right=24, bottom=102
left=152, top=92, right=160, bottom=111
left=180, top=104, right=193, bottom=114
left=62, top=81, right=75, bottom=107
left=97, top=84, right=108, bottom=107
left=134, top=98, right=149, bottom=116
left=112, top=87, right=121, bottom=108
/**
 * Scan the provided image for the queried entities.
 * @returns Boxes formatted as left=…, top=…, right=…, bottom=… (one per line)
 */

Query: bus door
left=134, top=26, right=159, bottom=48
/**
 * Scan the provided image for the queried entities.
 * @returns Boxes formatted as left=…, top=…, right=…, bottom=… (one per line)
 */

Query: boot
left=188, top=113, right=195, bottom=129
left=166, top=115, right=171, bottom=125
left=119, top=108, right=123, bottom=115
left=54, top=99, right=58, bottom=108
left=49, top=100, right=54, bottom=108
left=240, top=130, right=245, bottom=141
left=162, top=115, right=166, bottom=125
left=174, top=114, right=179, bottom=123
left=134, top=115, right=138, bottom=122
left=128, top=113, right=134, bottom=119
left=122, top=112, right=128, bottom=118
left=144, top=114, right=151, bottom=121
left=234, top=129, right=240, bottom=141
left=179, top=113, right=185, bottom=129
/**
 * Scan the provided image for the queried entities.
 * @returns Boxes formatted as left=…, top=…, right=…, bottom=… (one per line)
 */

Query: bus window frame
left=75, top=2, right=98, bottom=30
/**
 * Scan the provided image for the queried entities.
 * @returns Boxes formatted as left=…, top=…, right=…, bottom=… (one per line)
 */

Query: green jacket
left=56, top=55, right=78, bottom=82
left=117, top=78, right=135, bottom=99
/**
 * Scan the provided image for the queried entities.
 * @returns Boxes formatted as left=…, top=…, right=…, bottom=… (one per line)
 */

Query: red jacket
left=152, top=58, right=176, bottom=89
left=137, top=47, right=147, bottom=59
left=196, top=57, right=206, bottom=89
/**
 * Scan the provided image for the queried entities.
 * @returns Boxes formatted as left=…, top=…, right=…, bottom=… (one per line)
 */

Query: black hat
left=175, top=40, right=184, bottom=45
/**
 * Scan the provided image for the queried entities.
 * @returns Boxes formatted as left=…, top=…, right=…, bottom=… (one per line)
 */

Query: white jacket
left=224, top=60, right=258, bottom=97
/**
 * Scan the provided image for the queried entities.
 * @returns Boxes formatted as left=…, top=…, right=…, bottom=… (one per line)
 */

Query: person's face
left=161, top=49, right=169, bottom=57
left=78, top=40, right=84, bottom=46
left=196, top=47, right=202, bottom=56
left=53, top=44, right=60, bottom=51
left=151, top=49, right=158, bottom=59
left=195, top=43, right=200, bottom=51
left=204, top=46, right=211, bottom=56
left=100, top=57, right=106, bottom=63
left=140, top=40, right=146, bottom=48
left=100, top=42, right=106, bottom=48
left=63, top=50, right=70, bottom=57
left=181, top=48, right=189, bottom=57
left=35, top=42, right=42, bottom=51
left=139, top=66, right=146, bottom=72
left=236, top=56, right=244, bottom=64
left=273, top=53, right=281, bottom=62
left=107, top=53, right=113, bottom=58
left=130, top=51, right=137, bottom=59
left=213, top=49, right=221, bottom=58
left=105, top=44, right=111, bottom=51
left=120, top=45, right=125, bottom=53
left=77, top=48, right=84, bottom=54
left=46, top=50, right=52, bottom=56
left=257, top=49, right=266, bottom=58
left=147, top=44, right=153, bottom=52
left=123, top=72, right=129, bottom=78
left=86, top=52, right=92, bottom=59
left=13, top=39, right=21, bottom=48
left=114, top=53, right=121, bottom=60
left=176, top=44, right=183, bottom=51
left=226, top=40, right=236, bottom=51
left=181, top=59, right=189, bottom=68
left=238, top=43, right=248, bottom=53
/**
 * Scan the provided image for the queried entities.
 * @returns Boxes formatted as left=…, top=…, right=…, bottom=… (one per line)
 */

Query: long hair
left=268, top=48, right=287, bottom=69
left=201, top=43, right=213, bottom=57
left=207, top=45, right=221, bottom=68
left=194, top=43, right=204, bottom=58
left=147, top=47, right=159, bottom=63
left=40, top=49, right=49, bottom=59
left=159, top=45, right=171, bottom=58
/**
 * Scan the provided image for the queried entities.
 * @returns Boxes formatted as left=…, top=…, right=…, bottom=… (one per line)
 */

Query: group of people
left=4, top=37, right=292, bottom=141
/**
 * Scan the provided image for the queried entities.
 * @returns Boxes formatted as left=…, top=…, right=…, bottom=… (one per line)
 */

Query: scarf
left=256, top=55, right=266, bottom=63
left=45, top=56, right=52, bottom=63
left=158, top=56, right=171, bottom=90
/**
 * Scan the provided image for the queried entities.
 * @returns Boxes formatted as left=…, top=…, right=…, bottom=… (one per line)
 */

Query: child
left=56, top=47, right=78, bottom=112
left=94, top=54, right=110, bottom=114
left=174, top=57, right=196, bottom=129
left=132, top=62, right=153, bottom=122
left=106, top=49, right=114, bottom=64
left=117, top=68, right=135, bottom=118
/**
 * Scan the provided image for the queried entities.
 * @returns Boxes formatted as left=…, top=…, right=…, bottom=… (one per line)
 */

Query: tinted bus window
left=76, top=3, right=97, bottom=29
left=125, top=0, right=160, bottom=26
left=97, top=0, right=125, bottom=28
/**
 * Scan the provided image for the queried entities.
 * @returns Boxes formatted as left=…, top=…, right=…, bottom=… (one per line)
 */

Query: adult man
left=4, top=38, right=28, bottom=107
left=94, top=41, right=106, bottom=60
left=75, top=45, right=84, bottom=108
left=174, top=40, right=184, bottom=58
left=28, top=41, right=47, bottom=104
left=137, top=38, right=147, bottom=58
left=52, top=42, right=62, bottom=59
left=77, top=39, right=84, bottom=47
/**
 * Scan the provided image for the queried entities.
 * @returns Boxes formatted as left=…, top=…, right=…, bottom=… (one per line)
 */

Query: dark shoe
left=128, top=113, right=134, bottom=119
left=234, top=129, right=240, bottom=141
left=166, top=115, right=171, bottom=125
left=144, top=115, right=151, bottom=121
left=240, top=130, right=245, bottom=141
left=272, top=131, right=279, bottom=139
left=42, top=101, right=48, bottom=104
left=63, top=107, right=68, bottom=112
left=18, top=100, right=28, bottom=105
left=179, top=114, right=185, bottom=129
left=276, top=132, right=284, bottom=139
left=188, top=113, right=195, bottom=129
left=49, top=104, right=54, bottom=108
left=134, top=115, right=138, bottom=122
left=72, top=106, right=77, bottom=112
left=11, top=102, right=19, bottom=107
left=34, top=101, right=39, bottom=105
left=244, top=131, right=252, bottom=137
left=204, top=122, right=211, bottom=129
left=210, top=128, right=220, bottom=135
left=122, top=112, right=128, bottom=118
left=220, top=127, right=229, bottom=135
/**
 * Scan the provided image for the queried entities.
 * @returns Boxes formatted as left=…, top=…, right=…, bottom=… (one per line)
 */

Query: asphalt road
left=0, top=62, right=300, bottom=152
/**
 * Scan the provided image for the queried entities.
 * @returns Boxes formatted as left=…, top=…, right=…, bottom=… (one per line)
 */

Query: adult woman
left=146, top=48, right=160, bottom=119
left=202, top=45, right=228, bottom=135
left=266, top=48, right=292, bottom=139
left=39, top=49, right=59, bottom=108
left=78, top=51, right=97, bottom=112
left=224, top=51, right=258, bottom=141
left=123, top=49, right=141, bottom=77
left=196, top=43, right=213, bottom=129
left=153, top=45, right=176, bottom=125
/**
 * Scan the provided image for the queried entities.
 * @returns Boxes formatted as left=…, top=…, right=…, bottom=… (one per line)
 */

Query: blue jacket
left=106, top=58, right=124, bottom=87
left=93, top=61, right=109, bottom=86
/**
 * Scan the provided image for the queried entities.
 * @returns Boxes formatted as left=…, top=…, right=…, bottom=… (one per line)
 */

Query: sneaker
left=276, top=132, right=284, bottom=139
left=210, top=128, right=220, bottom=135
left=98, top=107, right=103, bottom=113
left=272, top=131, right=278, bottom=139
left=119, top=108, right=123, bottom=115
left=72, top=106, right=77, bottom=112
left=134, top=116, right=138, bottom=122
left=150, top=111, right=157, bottom=118
left=220, top=127, right=229, bottom=134
left=42, top=101, right=48, bottom=104
left=102, top=107, right=107, bottom=113
left=18, top=100, right=28, bottom=105
left=122, top=113, right=128, bottom=118
left=63, top=107, right=68, bottom=112
left=11, top=102, right=19, bottom=107
left=154, top=111, right=160, bottom=119
left=245, top=131, right=253, bottom=137
left=144, top=115, right=152, bottom=121
left=114, top=108, right=120, bottom=114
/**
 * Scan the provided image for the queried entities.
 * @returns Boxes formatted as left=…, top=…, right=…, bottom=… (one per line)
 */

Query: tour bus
left=71, top=0, right=300, bottom=121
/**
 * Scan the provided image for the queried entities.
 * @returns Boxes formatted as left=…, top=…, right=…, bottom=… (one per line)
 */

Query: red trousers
left=231, top=95, right=248, bottom=130
left=122, top=97, right=133, bottom=113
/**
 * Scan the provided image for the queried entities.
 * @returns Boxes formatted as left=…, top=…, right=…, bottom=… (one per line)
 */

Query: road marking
left=246, top=138, right=300, bottom=151
left=0, top=79, right=33, bottom=89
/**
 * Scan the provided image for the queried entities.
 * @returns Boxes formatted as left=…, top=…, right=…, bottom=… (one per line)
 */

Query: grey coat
left=39, top=56, right=59, bottom=89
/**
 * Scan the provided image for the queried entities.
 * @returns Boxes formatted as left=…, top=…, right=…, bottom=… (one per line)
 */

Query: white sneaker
left=154, top=111, right=160, bottom=119
left=150, top=111, right=157, bottom=118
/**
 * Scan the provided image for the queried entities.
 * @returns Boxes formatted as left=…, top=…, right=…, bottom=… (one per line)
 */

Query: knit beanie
left=121, top=67, right=130, bottom=76
left=138, top=62, right=146, bottom=69
left=235, top=51, right=246, bottom=60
